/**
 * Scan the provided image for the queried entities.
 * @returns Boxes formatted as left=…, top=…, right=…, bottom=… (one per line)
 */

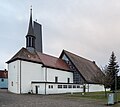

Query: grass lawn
left=66, top=91, right=107, bottom=101
left=65, top=91, right=120, bottom=103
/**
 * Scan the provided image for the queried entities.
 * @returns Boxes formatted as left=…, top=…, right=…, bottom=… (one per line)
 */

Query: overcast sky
left=0, top=0, right=120, bottom=70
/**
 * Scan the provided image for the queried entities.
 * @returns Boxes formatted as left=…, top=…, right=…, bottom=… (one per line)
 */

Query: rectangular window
left=51, top=85, right=53, bottom=88
left=26, top=38, right=29, bottom=47
left=29, top=37, right=31, bottom=47
left=48, top=85, right=53, bottom=89
left=11, top=81, right=13, bottom=86
left=63, top=85, right=67, bottom=88
left=68, top=85, right=72, bottom=88
left=73, top=85, right=76, bottom=88
left=77, top=85, right=80, bottom=88
left=58, top=85, right=62, bottom=88
left=67, top=78, right=70, bottom=83
left=55, top=76, right=58, bottom=83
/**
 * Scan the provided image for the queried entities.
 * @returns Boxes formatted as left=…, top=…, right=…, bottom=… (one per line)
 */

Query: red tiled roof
left=7, top=48, right=71, bottom=72
left=7, top=48, right=42, bottom=64
left=0, top=70, right=8, bottom=78
left=37, top=52, right=70, bottom=71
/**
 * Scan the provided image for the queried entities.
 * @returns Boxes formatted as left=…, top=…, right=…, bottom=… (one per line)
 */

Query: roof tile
left=62, top=50, right=103, bottom=83
left=7, top=48, right=70, bottom=71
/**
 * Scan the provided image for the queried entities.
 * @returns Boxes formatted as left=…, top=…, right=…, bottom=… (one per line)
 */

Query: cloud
left=0, top=0, right=120, bottom=71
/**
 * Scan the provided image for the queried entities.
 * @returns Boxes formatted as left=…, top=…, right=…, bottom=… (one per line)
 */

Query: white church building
left=7, top=9, right=104, bottom=94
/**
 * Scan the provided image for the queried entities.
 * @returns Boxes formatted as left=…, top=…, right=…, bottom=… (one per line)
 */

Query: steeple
left=27, top=7, right=34, bottom=36
left=26, top=7, right=36, bottom=52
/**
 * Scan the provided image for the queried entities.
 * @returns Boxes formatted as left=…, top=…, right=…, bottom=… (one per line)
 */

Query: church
left=7, top=9, right=104, bottom=94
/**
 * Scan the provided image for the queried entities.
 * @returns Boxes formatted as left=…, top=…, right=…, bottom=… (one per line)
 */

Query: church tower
left=34, top=21, right=43, bottom=53
left=26, top=8, right=43, bottom=53
left=26, top=8, right=36, bottom=52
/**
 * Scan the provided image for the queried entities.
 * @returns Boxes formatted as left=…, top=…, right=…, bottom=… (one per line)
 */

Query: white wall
left=8, top=60, right=20, bottom=93
left=8, top=59, right=74, bottom=94
left=32, top=83, right=45, bottom=94
left=46, top=84, right=83, bottom=94
left=29, top=67, right=74, bottom=94
left=32, top=83, right=83, bottom=94
left=21, top=61, right=44, bottom=93
left=8, top=59, right=105, bottom=94
left=86, top=84, right=105, bottom=92
left=47, top=68, right=73, bottom=83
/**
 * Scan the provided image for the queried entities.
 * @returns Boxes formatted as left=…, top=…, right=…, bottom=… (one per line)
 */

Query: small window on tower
left=27, top=38, right=29, bottom=47
left=29, top=37, right=31, bottom=47
left=32, top=37, right=35, bottom=48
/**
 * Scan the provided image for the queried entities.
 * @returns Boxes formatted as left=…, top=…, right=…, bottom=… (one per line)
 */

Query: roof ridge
left=63, top=50, right=94, bottom=63
left=37, top=51, right=60, bottom=60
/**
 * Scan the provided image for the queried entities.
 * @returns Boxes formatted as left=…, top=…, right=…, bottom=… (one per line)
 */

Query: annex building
left=7, top=9, right=104, bottom=94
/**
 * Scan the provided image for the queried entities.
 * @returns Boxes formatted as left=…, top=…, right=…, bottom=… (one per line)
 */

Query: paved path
left=0, top=89, right=119, bottom=107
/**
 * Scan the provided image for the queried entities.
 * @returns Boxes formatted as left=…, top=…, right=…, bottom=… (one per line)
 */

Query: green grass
left=63, top=91, right=120, bottom=106
left=66, top=92, right=106, bottom=100
left=65, top=91, right=120, bottom=102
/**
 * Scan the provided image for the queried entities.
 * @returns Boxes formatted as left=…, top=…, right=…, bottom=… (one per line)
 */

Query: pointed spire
left=26, top=6, right=36, bottom=52
left=27, top=6, right=34, bottom=36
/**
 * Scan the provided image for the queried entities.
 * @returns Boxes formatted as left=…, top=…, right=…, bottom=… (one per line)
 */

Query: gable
left=60, top=50, right=103, bottom=84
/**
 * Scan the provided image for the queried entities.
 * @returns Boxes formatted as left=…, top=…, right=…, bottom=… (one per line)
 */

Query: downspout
left=20, top=60, right=21, bottom=94
left=45, top=67, right=47, bottom=95
left=88, top=84, right=89, bottom=92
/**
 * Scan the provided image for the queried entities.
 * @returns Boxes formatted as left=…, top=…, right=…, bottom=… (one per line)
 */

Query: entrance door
left=35, top=86, right=38, bottom=94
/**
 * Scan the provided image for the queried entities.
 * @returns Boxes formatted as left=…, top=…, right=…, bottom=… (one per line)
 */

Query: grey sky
left=0, top=0, right=120, bottom=70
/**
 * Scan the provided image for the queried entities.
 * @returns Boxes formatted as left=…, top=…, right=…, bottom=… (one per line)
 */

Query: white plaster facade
left=8, top=59, right=104, bottom=94
left=85, top=84, right=105, bottom=92
left=8, top=60, right=20, bottom=93
left=31, top=83, right=83, bottom=94
left=8, top=60, right=78, bottom=94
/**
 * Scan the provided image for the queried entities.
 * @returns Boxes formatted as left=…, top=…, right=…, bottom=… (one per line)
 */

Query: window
left=48, top=85, right=53, bottom=89
left=68, top=85, right=72, bottom=88
left=29, top=37, right=31, bottom=47
left=31, top=37, right=35, bottom=48
left=1, top=79, right=4, bottom=82
left=11, top=81, right=13, bottom=86
left=51, top=85, right=53, bottom=88
left=58, top=85, right=62, bottom=88
left=73, top=85, right=76, bottom=88
left=77, top=85, right=80, bottom=88
left=67, top=78, right=70, bottom=83
left=55, top=77, right=58, bottom=83
left=26, top=38, right=29, bottom=47
left=63, top=85, right=67, bottom=88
